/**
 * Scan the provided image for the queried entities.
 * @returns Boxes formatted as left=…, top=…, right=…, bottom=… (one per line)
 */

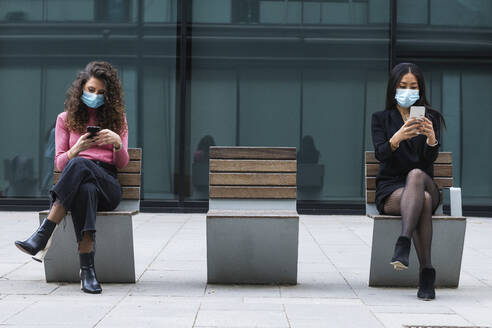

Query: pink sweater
left=55, top=110, right=129, bottom=171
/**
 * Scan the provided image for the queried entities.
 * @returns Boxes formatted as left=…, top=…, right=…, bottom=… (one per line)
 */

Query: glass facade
left=0, top=0, right=490, bottom=211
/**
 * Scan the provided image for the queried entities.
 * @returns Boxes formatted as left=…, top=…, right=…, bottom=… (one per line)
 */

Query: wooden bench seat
left=365, top=151, right=466, bottom=287
left=38, top=148, right=141, bottom=283
left=206, top=146, right=299, bottom=285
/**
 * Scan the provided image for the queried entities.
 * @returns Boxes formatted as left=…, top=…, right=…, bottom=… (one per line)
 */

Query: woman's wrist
left=114, top=137, right=122, bottom=151
left=426, top=136, right=437, bottom=146
left=389, top=134, right=400, bottom=151
left=68, top=147, right=78, bottom=159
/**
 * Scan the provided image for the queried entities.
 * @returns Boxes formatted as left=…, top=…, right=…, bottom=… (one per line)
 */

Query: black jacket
left=371, top=108, right=441, bottom=213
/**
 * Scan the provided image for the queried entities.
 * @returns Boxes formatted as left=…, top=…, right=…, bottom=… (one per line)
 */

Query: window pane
left=187, top=0, right=390, bottom=201
left=397, top=0, right=492, bottom=56
left=0, top=2, right=178, bottom=200
left=0, top=0, right=137, bottom=23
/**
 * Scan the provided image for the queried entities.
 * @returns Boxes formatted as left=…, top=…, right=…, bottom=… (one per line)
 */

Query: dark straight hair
left=385, top=62, right=446, bottom=128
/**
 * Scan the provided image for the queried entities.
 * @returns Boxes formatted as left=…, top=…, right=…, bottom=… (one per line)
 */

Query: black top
left=371, top=108, right=441, bottom=214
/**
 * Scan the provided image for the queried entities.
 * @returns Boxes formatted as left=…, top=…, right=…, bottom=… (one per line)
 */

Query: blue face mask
left=395, top=88, right=419, bottom=108
left=81, top=91, right=104, bottom=108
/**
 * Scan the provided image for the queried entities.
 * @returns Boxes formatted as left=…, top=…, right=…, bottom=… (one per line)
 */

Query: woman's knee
left=407, top=168, right=426, bottom=181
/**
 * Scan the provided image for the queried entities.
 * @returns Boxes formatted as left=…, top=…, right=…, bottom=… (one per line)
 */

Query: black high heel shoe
left=80, top=252, right=102, bottom=294
left=15, top=218, right=58, bottom=262
left=390, top=236, right=411, bottom=270
left=417, top=268, right=436, bottom=300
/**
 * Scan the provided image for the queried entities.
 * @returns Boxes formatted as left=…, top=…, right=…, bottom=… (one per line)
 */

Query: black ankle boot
left=418, top=268, right=436, bottom=300
left=80, top=252, right=102, bottom=294
left=15, top=219, right=57, bottom=261
left=390, top=236, right=411, bottom=270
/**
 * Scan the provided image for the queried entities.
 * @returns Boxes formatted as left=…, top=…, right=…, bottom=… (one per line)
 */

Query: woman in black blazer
left=371, top=63, right=445, bottom=300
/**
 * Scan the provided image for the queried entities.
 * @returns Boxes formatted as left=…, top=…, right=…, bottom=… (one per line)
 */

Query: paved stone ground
left=1, top=212, right=491, bottom=328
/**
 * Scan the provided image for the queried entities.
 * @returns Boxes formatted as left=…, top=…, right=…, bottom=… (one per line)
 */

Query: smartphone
left=410, top=106, right=425, bottom=119
left=86, top=126, right=101, bottom=138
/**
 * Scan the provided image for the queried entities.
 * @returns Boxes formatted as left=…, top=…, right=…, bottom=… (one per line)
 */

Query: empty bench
left=39, top=148, right=142, bottom=283
left=365, top=151, right=466, bottom=287
left=207, top=146, right=299, bottom=284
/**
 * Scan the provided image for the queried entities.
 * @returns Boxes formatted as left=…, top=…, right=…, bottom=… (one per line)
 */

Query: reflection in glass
left=192, top=135, right=216, bottom=199
left=297, top=136, right=324, bottom=200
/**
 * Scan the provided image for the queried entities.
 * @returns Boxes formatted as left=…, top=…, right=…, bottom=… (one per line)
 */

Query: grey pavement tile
left=159, top=241, right=207, bottom=261
left=245, top=297, right=363, bottom=306
left=279, top=272, right=356, bottom=299
left=200, top=301, right=283, bottom=311
left=308, top=231, right=366, bottom=246
left=132, top=270, right=206, bottom=297
left=205, top=284, right=281, bottom=298
left=373, top=313, right=473, bottom=328
left=50, top=282, right=134, bottom=296
left=447, top=305, right=492, bottom=326
left=4, top=297, right=117, bottom=326
left=0, top=325, right=92, bottom=327
left=148, top=259, right=207, bottom=272
left=354, top=287, right=429, bottom=306
left=284, top=304, right=384, bottom=328
left=0, top=247, right=30, bottom=265
left=369, top=304, right=455, bottom=314
left=0, top=298, right=36, bottom=323
left=319, top=246, right=371, bottom=270
left=195, top=309, right=289, bottom=328
left=0, top=280, right=59, bottom=296
left=95, top=296, right=200, bottom=328
left=0, top=264, right=24, bottom=278
left=4, top=262, right=45, bottom=281
left=433, top=286, right=492, bottom=307
left=297, top=262, right=338, bottom=273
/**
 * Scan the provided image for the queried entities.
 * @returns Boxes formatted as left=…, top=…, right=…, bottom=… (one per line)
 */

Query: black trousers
left=50, top=157, right=122, bottom=242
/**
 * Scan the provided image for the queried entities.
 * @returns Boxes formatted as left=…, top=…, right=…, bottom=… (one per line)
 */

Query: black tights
left=383, top=169, right=440, bottom=268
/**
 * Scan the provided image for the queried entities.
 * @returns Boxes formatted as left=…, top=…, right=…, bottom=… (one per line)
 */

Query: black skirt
left=375, top=173, right=440, bottom=215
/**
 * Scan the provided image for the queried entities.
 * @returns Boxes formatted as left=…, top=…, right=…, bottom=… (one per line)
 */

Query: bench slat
left=366, top=164, right=452, bottom=178
left=210, top=147, right=296, bottom=160
left=210, top=186, right=296, bottom=199
left=117, top=160, right=141, bottom=173
left=129, top=148, right=142, bottom=161
left=210, top=159, right=296, bottom=173
left=210, top=173, right=296, bottom=186
left=122, top=187, right=140, bottom=200
left=365, top=151, right=452, bottom=164
left=116, top=173, right=141, bottom=186
left=365, top=177, right=453, bottom=190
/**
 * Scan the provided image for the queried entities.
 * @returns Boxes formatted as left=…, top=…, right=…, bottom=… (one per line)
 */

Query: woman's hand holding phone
left=419, top=117, right=436, bottom=145
left=389, top=118, right=422, bottom=151
left=93, top=129, right=122, bottom=148
left=68, top=133, right=98, bottom=159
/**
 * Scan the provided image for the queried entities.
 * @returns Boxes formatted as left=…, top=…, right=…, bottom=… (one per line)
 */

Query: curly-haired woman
left=15, top=61, right=129, bottom=294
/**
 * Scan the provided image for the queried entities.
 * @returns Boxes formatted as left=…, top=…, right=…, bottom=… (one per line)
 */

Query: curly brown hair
left=64, top=61, right=127, bottom=135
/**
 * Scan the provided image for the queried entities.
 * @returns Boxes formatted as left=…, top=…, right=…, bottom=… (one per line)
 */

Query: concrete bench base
left=207, top=210, right=299, bottom=285
left=38, top=201, right=138, bottom=283
left=368, top=215, right=466, bottom=287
